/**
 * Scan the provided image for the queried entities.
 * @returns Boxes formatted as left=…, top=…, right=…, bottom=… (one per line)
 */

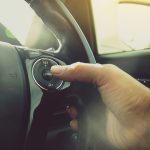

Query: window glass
left=0, top=0, right=35, bottom=44
left=0, top=0, right=57, bottom=49
left=91, top=0, right=150, bottom=54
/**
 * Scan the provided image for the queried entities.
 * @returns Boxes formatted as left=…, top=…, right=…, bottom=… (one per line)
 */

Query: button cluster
left=32, top=58, right=63, bottom=90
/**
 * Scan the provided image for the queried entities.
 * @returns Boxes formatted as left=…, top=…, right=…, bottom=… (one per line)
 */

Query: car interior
left=0, top=0, right=150, bottom=150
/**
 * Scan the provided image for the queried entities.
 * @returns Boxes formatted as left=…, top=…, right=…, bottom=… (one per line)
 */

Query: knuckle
left=105, top=64, right=116, bottom=69
left=70, top=62, right=83, bottom=74
left=103, top=64, right=118, bottom=72
left=100, top=64, right=119, bottom=81
left=74, top=62, right=82, bottom=67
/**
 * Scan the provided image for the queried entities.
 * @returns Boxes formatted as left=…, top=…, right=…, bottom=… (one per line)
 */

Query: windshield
left=91, top=0, right=150, bottom=54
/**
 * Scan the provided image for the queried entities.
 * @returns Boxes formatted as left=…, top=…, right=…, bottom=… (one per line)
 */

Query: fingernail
left=70, top=120, right=78, bottom=131
left=67, top=107, right=78, bottom=119
left=51, top=65, right=65, bottom=75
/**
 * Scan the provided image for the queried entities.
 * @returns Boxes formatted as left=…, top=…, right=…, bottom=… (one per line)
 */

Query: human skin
left=51, top=62, right=150, bottom=150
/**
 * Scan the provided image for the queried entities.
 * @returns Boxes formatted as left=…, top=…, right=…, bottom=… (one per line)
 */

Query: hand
left=51, top=62, right=150, bottom=150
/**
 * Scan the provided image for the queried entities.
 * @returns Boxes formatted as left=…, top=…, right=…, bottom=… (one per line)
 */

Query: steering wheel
left=0, top=0, right=114, bottom=150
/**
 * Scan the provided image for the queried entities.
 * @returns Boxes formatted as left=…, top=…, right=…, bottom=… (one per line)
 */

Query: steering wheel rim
left=0, top=42, right=30, bottom=150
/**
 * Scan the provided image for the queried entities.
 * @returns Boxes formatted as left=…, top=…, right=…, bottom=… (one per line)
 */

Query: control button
left=32, top=57, right=64, bottom=90
left=42, top=69, right=53, bottom=81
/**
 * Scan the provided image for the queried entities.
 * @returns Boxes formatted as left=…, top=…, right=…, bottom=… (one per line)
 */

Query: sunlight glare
left=0, top=0, right=35, bottom=44
left=92, top=0, right=150, bottom=53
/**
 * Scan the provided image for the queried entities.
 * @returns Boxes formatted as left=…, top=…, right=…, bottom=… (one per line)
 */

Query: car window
left=0, top=0, right=57, bottom=49
left=91, top=0, right=150, bottom=54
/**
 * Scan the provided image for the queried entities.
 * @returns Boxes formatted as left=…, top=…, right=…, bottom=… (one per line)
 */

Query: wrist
left=106, top=110, right=150, bottom=150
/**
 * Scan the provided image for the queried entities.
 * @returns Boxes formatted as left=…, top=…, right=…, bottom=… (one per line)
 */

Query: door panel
left=96, top=49, right=150, bottom=87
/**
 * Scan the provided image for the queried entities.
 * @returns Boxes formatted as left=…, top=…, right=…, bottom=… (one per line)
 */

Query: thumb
left=51, top=62, right=104, bottom=85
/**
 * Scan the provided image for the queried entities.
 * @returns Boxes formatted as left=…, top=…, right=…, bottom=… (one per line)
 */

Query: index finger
left=51, top=62, right=104, bottom=85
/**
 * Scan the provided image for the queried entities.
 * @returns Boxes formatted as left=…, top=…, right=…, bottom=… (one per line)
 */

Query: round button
left=32, top=58, right=64, bottom=90
left=42, top=69, right=53, bottom=81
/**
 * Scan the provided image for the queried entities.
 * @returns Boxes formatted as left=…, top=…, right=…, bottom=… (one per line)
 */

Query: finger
left=51, top=62, right=104, bottom=85
left=67, top=106, right=78, bottom=119
left=70, top=120, right=78, bottom=131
